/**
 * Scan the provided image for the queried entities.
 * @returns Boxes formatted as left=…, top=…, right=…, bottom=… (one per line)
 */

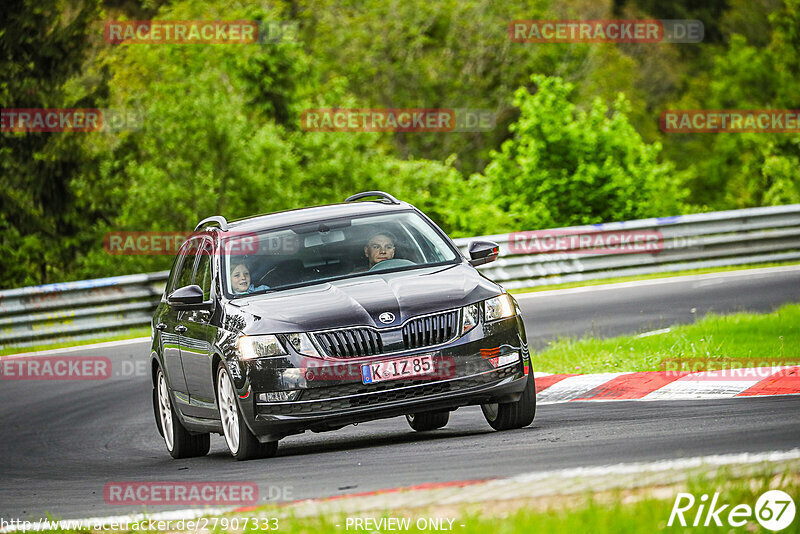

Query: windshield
left=221, top=211, right=459, bottom=297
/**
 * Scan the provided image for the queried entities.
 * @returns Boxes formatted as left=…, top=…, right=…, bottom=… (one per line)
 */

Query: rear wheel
left=406, top=411, right=449, bottom=431
left=481, top=372, right=536, bottom=431
left=155, top=368, right=210, bottom=459
left=217, top=363, right=278, bottom=461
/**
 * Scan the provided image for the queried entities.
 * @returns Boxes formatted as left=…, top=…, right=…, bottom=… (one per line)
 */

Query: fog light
left=488, top=351, right=520, bottom=368
left=258, top=391, right=300, bottom=403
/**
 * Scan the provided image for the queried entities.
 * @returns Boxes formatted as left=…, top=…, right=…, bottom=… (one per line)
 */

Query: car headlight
left=485, top=294, right=515, bottom=322
left=237, top=335, right=286, bottom=360
left=461, top=303, right=480, bottom=334
left=284, top=333, right=322, bottom=357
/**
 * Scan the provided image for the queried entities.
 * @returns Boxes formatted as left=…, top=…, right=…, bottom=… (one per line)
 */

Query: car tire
left=406, top=411, right=449, bottom=431
left=481, top=372, right=536, bottom=431
left=155, top=368, right=210, bottom=459
left=217, top=363, right=278, bottom=461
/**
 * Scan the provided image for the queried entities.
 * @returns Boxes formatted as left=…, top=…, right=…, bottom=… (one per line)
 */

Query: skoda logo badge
left=378, top=312, right=395, bottom=324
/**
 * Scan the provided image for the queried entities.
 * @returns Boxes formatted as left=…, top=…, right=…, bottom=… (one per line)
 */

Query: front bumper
left=235, top=315, right=530, bottom=441
left=249, top=362, right=527, bottom=441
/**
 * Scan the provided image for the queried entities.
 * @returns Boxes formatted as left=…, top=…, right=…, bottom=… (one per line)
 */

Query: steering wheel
left=368, top=259, right=416, bottom=272
left=254, top=265, right=278, bottom=286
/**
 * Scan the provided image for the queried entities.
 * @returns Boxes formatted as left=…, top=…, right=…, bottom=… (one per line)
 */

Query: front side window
left=194, top=240, right=213, bottom=301
left=221, top=211, right=459, bottom=297
left=171, top=238, right=203, bottom=292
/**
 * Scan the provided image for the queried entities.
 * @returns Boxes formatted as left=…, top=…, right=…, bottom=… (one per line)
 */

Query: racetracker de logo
left=104, top=481, right=258, bottom=505
left=660, top=110, right=800, bottom=133
left=1, top=108, right=142, bottom=133
left=509, top=19, right=703, bottom=43
left=508, top=229, right=664, bottom=255
left=301, top=109, right=456, bottom=132
left=103, top=231, right=271, bottom=255
left=1, top=356, right=112, bottom=380
left=660, top=357, right=800, bottom=379
left=103, top=20, right=297, bottom=44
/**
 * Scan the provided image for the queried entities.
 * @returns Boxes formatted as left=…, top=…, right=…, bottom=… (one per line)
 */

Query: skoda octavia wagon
left=150, top=191, right=535, bottom=460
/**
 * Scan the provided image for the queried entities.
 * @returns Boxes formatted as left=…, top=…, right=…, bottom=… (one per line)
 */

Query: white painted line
left=537, top=372, right=631, bottom=403
left=506, top=448, right=800, bottom=484
left=635, top=327, right=671, bottom=338
left=2, top=337, right=150, bottom=358
left=515, top=264, right=800, bottom=299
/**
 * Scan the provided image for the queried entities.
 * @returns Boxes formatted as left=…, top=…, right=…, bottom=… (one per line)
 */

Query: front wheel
left=406, top=411, right=449, bottom=431
left=217, top=363, right=278, bottom=461
left=481, top=372, right=536, bottom=431
left=155, top=368, right=210, bottom=459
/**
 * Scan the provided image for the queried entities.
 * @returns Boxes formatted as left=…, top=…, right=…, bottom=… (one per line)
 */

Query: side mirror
left=167, top=284, right=205, bottom=307
left=468, top=240, right=500, bottom=267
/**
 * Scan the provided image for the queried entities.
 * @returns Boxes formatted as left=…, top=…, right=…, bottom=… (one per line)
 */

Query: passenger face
left=230, top=264, right=251, bottom=293
left=365, top=235, right=395, bottom=267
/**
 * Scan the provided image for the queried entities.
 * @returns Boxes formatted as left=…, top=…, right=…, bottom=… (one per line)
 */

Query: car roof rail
left=194, top=215, right=229, bottom=232
left=344, top=191, right=401, bottom=205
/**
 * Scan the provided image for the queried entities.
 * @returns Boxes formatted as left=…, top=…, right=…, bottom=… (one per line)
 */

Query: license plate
left=361, top=354, right=435, bottom=384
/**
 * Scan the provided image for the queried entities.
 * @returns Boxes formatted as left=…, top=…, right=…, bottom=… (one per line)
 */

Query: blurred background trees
left=1, top=0, right=798, bottom=287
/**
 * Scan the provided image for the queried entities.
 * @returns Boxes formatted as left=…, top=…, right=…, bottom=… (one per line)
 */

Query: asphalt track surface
left=1, top=267, right=799, bottom=520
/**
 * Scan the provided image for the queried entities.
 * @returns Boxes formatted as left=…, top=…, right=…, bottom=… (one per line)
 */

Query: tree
left=0, top=0, right=103, bottom=287
left=457, top=75, right=685, bottom=235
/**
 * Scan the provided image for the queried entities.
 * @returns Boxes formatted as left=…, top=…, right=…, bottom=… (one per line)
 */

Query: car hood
left=230, top=263, right=500, bottom=334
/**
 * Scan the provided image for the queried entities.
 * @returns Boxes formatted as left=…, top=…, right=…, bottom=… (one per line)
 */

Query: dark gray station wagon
left=151, top=191, right=535, bottom=460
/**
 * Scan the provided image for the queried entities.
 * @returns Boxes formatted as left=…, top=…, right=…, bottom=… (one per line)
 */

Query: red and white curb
left=533, top=366, right=800, bottom=403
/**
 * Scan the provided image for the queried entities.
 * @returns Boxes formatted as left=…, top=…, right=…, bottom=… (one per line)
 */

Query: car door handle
left=174, top=325, right=187, bottom=333
left=155, top=323, right=167, bottom=331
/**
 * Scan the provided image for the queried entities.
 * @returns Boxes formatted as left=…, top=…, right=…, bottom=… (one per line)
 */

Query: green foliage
left=302, top=0, right=644, bottom=177
left=666, top=1, right=800, bottom=209
left=0, top=0, right=103, bottom=286
left=456, top=75, right=685, bottom=235
left=2, top=0, right=799, bottom=288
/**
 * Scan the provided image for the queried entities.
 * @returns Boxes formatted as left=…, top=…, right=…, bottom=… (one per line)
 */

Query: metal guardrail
left=2, top=204, right=799, bottom=349
left=0, top=272, right=168, bottom=349
left=454, top=203, right=800, bottom=289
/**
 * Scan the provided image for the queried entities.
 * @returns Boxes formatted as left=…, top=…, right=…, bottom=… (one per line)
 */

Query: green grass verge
left=510, top=260, right=800, bottom=294
left=533, top=303, right=800, bottom=374
left=254, top=473, right=799, bottom=534
left=0, top=327, right=150, bottom=357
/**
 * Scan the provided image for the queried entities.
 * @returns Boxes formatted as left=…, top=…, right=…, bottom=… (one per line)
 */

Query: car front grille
left=312, top=309, right=460, bottom=358
left=314, top=328, right=384, bottom=358
left=402, top=310, right=459, bottom=348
